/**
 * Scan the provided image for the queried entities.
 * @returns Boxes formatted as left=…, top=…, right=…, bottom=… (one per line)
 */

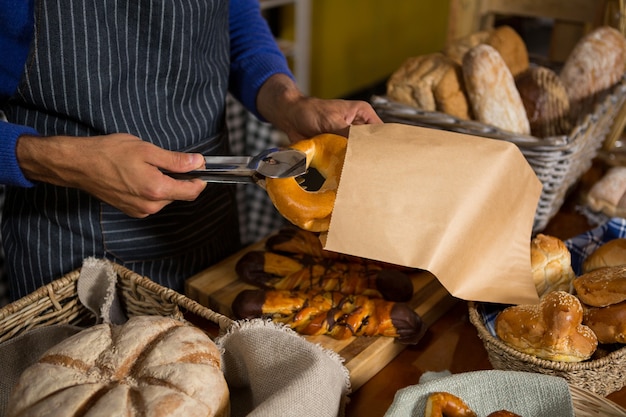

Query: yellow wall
left=309, top=1, right=450, bottom=98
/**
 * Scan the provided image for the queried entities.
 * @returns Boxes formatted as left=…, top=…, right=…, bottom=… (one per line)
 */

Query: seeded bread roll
left=386, top=53, right=471, bottom=120
left=495, top=291, right=597, bottom=362
left=573, top=265, right=626, bottom=307
left=560, top=26, right=626, bottom=119
left=584, top=300, right=626, bottom=344
left=515, top=66, right=571, bottom=138
left=463, top=44, right=530, bottom=134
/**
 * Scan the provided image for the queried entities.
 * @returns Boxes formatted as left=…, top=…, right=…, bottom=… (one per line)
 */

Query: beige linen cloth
left=0, top=258, right=350, bottom=417
left=384, top=369, right=574, bottom=417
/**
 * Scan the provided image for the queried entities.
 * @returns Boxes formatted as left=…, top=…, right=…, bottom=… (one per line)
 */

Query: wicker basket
left=0, top=262, right=233, bottom=344
left=468, top=301, right=626, bottom=397
left=371, top=76, right=626, bottom=233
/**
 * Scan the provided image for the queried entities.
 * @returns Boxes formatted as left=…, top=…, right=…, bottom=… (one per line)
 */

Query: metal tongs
left=165, top=148, right=307, bottom=184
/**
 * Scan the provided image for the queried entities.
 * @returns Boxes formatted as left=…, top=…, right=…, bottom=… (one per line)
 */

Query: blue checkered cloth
left=481, top=217, right=626, bottom=337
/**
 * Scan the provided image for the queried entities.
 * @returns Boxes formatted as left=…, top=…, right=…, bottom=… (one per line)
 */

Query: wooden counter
left=345, top=181, right=626, bottom=416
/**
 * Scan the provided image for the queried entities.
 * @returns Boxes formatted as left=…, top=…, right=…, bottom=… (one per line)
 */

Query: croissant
left=235, top=250, right=414, bottom=302
left=231, top=289, right=425, bottom=344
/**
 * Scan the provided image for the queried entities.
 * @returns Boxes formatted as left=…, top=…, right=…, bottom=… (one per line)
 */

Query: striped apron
left=1, top=0, right=241, bottom=299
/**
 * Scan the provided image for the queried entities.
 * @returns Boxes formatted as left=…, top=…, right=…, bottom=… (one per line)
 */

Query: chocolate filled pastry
left=495, top=291, right=597, bottom=362
left=573, top=265, right=626, bottom=307
left=236, top=250, right=414, bottom=302
left=231, top=289, right=425, bottom=344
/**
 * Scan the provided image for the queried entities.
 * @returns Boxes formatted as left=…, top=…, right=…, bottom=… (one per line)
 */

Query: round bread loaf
left=463, top=44, right=530, bottom=134
left=495, top=291, right=597, bottom=362
left=531, top=233, right=576, bottom=297
left=583, top=238, right=626, bottom=273
left=7, top=316, right=230, bottom=417
left=386, top=52, right=471, bottom=120
left=560, top=26, right=626, bottom=119
left=515, top=66, right=571, bottom=138
left=573, top=265, right=626, bottom=307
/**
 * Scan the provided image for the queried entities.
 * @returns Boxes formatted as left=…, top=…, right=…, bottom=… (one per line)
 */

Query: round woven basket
left=468, top=301, right=626, bottom=397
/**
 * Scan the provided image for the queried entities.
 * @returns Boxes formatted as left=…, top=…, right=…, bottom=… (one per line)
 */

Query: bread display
left=531, top=233, right=576, bottom=297
left=515, top=65, right=571, bottom=138
left=560, top=26, right=626, bottom=118
left=6, top=316, right=230, bottom=417
left=583, top=238, right=626, bottom=273
left=265, top=133, right=347, bottom=232
left=495, top=291, right=598, bottom=362
left=386, top=53, right=471, bottom=120
left=462, top=44, right=530, bottom=134
left=573, top=265, right=626, bottom=307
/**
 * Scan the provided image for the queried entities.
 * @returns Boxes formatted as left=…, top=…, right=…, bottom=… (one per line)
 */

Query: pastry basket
left=468, top=301, right=626, bottom=397
left=371, top=75, right=626, bottom=234
left=0, top=261, right=233, bottom=344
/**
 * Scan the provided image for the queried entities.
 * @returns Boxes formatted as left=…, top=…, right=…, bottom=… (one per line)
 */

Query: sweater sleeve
left=228, top=0, right=296, bottom=118
left=0, top=0, right=37, bottom=187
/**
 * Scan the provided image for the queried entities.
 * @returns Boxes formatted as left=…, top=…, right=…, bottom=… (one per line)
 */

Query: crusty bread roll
left=531, top=233, right=576, bottom=297
left=463, top=44, right=531, bottom=134
left=586, top=166, right=626, bottom=218
left=386, top=53, right=471, bottom=120
left=495, top=291, right=597, bottom=362
left=515, top=66, right=571, bottom=138
left=584, top=300, right=626, bottom=344
left=560, top=26, right=626, bottom=119
left=444, top=25, right=529, bottom=77
left=573, top=265, right=626, bottom=307
left=583, top=238, right=626, bottom=273
left=483, top=25, right=529, bottom=78
left=7, top=316, right=230, bottom=417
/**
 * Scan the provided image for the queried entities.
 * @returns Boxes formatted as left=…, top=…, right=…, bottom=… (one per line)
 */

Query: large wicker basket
left=0, top=262, right=233, bottom=344
left=468, top=301, right=626, bottom=397
left=372, top=76, right=626, bottom=233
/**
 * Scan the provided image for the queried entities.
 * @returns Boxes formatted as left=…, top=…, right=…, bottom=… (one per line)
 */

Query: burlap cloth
left=0, top=258, right=350, bottom=417
left=384, top=369, right=575, bottom=417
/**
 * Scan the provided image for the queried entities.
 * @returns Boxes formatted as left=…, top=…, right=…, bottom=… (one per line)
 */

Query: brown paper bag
left=324, top=123, right=542, bottom=305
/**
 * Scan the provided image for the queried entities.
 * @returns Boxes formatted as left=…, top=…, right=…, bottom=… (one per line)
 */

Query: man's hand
left=256, top=73, right=383, bottom=143
left=16, top=133, right=207, bottom=218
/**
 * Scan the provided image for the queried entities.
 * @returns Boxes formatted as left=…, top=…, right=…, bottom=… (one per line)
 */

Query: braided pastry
left=235, top=250, right=413, bottom=302
left=231, top=289, right=425, bottom=344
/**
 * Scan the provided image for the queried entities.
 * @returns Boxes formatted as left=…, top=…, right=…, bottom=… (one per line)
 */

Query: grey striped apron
left=1, top=0, right=241, bottom=299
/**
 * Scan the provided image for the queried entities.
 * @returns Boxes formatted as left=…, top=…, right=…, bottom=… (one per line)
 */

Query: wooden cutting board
left=185, top=238, right=458, bottom=391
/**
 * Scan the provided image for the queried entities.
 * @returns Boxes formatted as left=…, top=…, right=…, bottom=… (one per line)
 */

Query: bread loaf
left=7, top=316, right=230, bottom=417
left=584, top=300, right=626, bottom=344
left=586, top=166, right=626, bottom=218
left=515, top=66, right=571, bottom=138
left=583, top=238, right=626, bottom=273
left=444, top=25, right=529, bottom=77
left=495, top=291, right=597, bottom=362
left=463, top=44, right=531, bottom=134
left=573, top=265, right=626, bottom=307
left=560, top=26, right=626, bottom=119
left=386, top=53, right=471, bottom=120
left=531, top=234, right=576, bottom=297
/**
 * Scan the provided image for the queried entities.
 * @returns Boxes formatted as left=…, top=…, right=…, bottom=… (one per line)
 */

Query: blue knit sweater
left=0, top=0, right=294, bottom=186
